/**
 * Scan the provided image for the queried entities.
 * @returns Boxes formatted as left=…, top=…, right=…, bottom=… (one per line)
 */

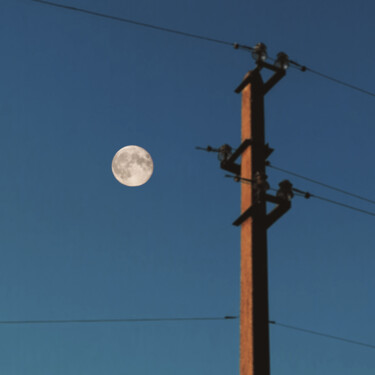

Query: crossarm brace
left=220, top=139, right=251, bottom=175
left=233, top=195, right=291, bottom=227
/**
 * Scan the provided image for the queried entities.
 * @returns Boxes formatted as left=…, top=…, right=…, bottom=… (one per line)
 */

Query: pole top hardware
left=230, top=176, right=294, bottom=227
left=196, top=140, right=274, bottom=176
left=275, top=52, right=290, bottom=70
left=235, top=43, right=289, bottom=94
left=277, top=180, right=294, bottom=201
left=217, top=144, right=233, bottom=162
left=195, top=144, right=234, bottom=162
left=220, top=140, right=273, bottom=176
left=252, top=42, right=268, bottom=64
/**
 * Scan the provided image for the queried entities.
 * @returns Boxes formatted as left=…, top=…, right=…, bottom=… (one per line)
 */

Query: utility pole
left=238, top=67, right=270, bottom=375
left=221, top=43, right=293, bottom=375
left=196, top=43, right=294, bottom=375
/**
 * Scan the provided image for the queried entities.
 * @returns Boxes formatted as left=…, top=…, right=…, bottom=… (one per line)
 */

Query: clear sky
left=0, top=0, right=374, bottom=374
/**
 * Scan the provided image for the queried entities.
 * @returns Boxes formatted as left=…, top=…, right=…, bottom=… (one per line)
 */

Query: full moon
left=112, top=145, right=154, bottom=187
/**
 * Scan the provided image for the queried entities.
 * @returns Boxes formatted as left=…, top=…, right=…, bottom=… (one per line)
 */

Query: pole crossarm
left=262, top=70, right=286, bottom=95
left=220, top=140, right=274, bottom=176
left=235, top=67, right=262, bottom=94
left=265, top=200, right=291, bottom=228
left=232, top=194, right=291, bottom=227
left=220, top=139, right=251, bottom=175
left=235, top=61, right=286, bottom=94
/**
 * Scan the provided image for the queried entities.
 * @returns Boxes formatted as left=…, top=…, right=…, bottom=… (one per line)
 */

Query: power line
left=266, top=57, right=375, bottom=98
left=238, top=181, right=375, bottom=217
left=30, top=0, right=244, bottom=49
left=0, top=316, right=238, bottom=325
left=30, top=0, right=375, bottom=99
left=284, top=58, right=375, bottom=97
left=300, top=65, right=375, bottom=98
left=226, top=172, right=375, bottom=217
left=3, top=313, right=373, bottom=351
left=268, top=163, right=375, bottom=205
left=288, top=186, right=375, bottom=217
left=297, top=191, right=375, bottom=217
left=269, top=321, right=375, bottom=350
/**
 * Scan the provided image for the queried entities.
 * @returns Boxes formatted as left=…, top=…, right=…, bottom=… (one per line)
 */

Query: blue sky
left=0, top=0, right=374, bottom=374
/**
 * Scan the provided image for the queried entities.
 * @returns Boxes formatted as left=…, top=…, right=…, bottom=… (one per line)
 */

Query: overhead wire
left=0, top=316, right=238, bottom=325
left=296, top=65, right=375, bottom=98
left=295, top=190, right=375, bottom=217
left=269, top=321, right=375, bottom=350
left=30, top=0, right=245, bottom=49
left=226, top=175, right=375, bottom=217
left=30, top=0, right=375, bottom=98
left=277, top=185, right=375, bottom=217
left=2, top=314, right=374, bottom=351
left=268, top=56, right=375, bottom=97
left=268, top=163, right=375, bottom=205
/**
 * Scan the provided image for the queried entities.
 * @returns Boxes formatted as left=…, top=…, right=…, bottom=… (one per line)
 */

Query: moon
left=112, top=145, right=154, bottom=187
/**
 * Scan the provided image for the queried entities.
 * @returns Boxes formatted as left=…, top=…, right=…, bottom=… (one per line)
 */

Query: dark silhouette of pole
left=197, top=43, right=291, bottom=375
left=239, top=69, right=270, bottom=375
left=233, top=47, right=290, bottom=375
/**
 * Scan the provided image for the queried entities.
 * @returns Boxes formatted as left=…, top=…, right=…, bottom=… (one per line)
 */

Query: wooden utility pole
left=202, top=44, right=292, bottom=375
left=239, top=69, right=270, bottom=375
left=228, top=52, right=291, bottom=375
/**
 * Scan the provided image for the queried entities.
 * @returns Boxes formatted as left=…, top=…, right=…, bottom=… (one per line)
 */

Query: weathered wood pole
left=240, top=69, right=270, bottom=375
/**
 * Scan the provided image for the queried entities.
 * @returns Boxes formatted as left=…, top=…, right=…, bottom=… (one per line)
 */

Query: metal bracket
left=235, top=62, right=286, bottom=95
left=220, top=140, right=273, bottom=175
left=265, top=201, right=291, bottom=228
left=220, top=139, right=251, bottom=175
left=262, top=70, right=286, bottom=95
left=233, top=206, right=255, bottom=226
left=232, top=194, right=291, bottom=227
left=235, top=67, right=261, bottom=94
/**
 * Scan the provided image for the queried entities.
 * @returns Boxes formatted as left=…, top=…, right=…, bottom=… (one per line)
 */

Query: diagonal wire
left=0, top=316, right=238, bottom=325
left=31, top=1, right=375, bottom=98
left=270, top=185, right=375, bottom=217
left=270, top=321, right=375, bottom=350
left=232, top=175, right=375, bottom=217
left=268, top=56, right=375, bottom=97
left=229, top=175, right=375, bottom=217
left=303, top=66, right=375, bottom=98
left=306, top=192, right=375, bottom=217
left=268, top=163, right=375, bottom=205
left=5, top=313, right=375, bottom=351
left=31, top=0, right=245, bottom=49
left=286, top=59, right=375, bottom=97
left=291, top=188, right=375, bottom=217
